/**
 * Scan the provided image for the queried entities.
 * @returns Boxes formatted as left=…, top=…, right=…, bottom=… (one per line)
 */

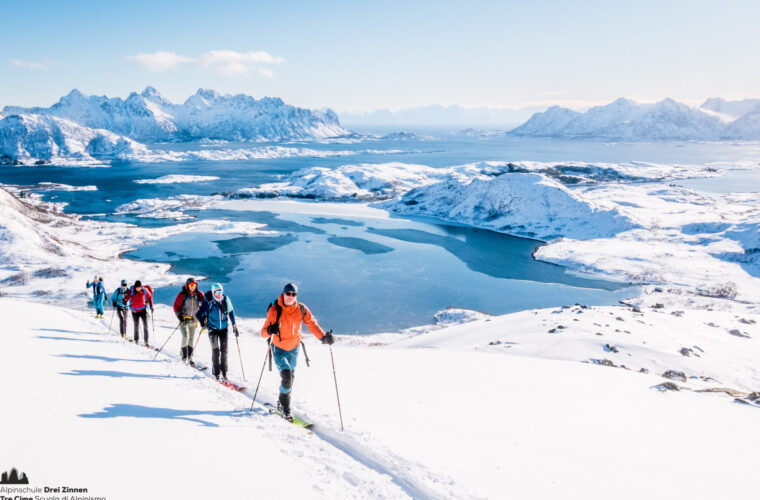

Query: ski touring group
left=85, top=277, right=337, bottom=425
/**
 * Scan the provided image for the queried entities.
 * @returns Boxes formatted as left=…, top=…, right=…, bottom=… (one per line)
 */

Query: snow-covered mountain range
left=510, top=97, right=760, bottom=140
left=0, top=87, right=349, bottom=164
left=1, top=86, right=347, bottom=143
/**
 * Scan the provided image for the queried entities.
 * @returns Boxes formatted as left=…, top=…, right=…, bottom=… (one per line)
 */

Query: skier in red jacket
left=172, top=278, right=205, bottom=364
left=123, top=280, right=154, bottom=346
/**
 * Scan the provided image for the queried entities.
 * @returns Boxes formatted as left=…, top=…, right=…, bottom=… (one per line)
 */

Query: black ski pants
left=132, top=309, right=149, bottom=343
left=208, top=328, right=229, bottom=376
left=116, top=308, right=128, bottom=336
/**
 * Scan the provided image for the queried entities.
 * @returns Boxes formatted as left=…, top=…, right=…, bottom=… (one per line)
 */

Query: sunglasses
left=284, top=292, right=297, bottom=297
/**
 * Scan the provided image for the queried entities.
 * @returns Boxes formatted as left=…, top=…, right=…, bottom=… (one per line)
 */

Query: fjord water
left=3, top=135, right=758, bottom=332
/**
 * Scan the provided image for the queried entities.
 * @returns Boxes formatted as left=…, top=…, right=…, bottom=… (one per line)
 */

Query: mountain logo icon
left=0, top=467, right=29, bottom=484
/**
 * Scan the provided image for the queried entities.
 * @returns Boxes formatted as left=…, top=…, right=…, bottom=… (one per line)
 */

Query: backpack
left=267, top=299, right=305, bottom=326
left=205, top=290, right=230, bottom=315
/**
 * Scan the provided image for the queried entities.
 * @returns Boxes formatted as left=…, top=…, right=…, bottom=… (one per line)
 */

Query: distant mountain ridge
left=340, top=104, right=542, bottom=129
left=509, top=97, right=760, bottom=140
left=2, top=87, right=347, bottom=142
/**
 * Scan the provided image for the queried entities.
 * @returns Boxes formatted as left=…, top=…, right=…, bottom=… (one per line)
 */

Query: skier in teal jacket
left=86, top=276, right=108, bottom=318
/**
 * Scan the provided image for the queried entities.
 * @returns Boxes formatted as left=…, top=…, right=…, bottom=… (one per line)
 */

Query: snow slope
left=0, top=114, right=156, bottom=165
left=3, top=296, right=759, bottom=500
left=2, top=87, right=348, bottom=142
left=510, top=97, right=760, bottom=140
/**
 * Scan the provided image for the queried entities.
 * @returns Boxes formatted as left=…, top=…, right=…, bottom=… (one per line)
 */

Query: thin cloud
left=9, top=58, right=54, bottom=70
left=126, top=50, right=284, bottom=77
left=125, top=51, right=194, bottom=72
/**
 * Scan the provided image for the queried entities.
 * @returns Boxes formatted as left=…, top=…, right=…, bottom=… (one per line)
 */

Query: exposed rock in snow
left=2, top=87, right=348, bottom=142
left=0, top=114, right=156, bottom=165
left=510, top=97, right=760, bottom=140
left=377, top=172, right=637, bottom=240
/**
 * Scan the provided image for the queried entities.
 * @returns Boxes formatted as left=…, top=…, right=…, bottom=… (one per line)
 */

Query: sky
left=1, top=0, right=759, bottom=113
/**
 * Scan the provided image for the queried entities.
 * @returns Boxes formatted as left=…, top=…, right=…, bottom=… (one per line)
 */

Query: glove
left=150, top=306, right=154, bottom=313
left=321, top=331, right=335, bottom=345
left=267, top=323, right=280, bottom=336
left=233, top=325, right=239, bottom=337
left=176, top=313, right=183, bottom=321
left=112, top=300, right=117, bottom=308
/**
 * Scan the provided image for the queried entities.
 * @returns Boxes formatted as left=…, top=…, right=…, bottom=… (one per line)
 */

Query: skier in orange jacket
left=261, top=283, right=334, bottom=421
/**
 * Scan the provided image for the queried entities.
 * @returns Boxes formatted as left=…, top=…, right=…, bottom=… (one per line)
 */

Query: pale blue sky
left=1, top=0, right=758, bottom=111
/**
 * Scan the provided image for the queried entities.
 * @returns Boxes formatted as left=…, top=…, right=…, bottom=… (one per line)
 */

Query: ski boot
left=278, top=393, right=294, bottom=422
left=187, top=346, right=195, bottom=367
left=181, top=346, right=188, bottom=363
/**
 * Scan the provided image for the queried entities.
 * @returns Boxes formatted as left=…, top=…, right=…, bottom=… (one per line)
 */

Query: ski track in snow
left=10, top=299, right=468, bottom=499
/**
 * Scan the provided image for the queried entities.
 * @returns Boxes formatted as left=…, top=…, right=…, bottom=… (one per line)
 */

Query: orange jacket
left=261, top=295, right=325, bottom=351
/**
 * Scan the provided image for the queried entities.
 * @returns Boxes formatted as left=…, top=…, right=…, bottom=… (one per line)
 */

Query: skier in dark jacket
left=111, top=279, right=129, bottom=338
left=260, top=282, right=333, bottom=421
left=172, top=278, right=205, bottom=365
left=196, top=283, right=238, bottom=381
left=123, top=280, right=153, bottom=346
left=86, top=276, right=108, bottom=318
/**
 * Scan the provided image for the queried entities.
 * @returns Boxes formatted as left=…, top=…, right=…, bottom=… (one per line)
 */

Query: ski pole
left=108, top=307, right=115, bottom=335
left=328, top=337, right=344, bottom=432
left=151, top=311, right=157, bottom=345
left=250, top=338, right=271, bottom=411
left=153, top=321, right=181, bottom=360
left=300, top=340, right=310, bottom=367
left=235, top=332, right=246, bottom=381
left=194, top=326, right=205, bottom=349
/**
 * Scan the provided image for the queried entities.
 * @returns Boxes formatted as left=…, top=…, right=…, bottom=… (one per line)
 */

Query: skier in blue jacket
left=86, top=276, right=108, bottom=319
left=196, top=283, right=239, bottom=381
left=111, top=279, right=129, bottom=338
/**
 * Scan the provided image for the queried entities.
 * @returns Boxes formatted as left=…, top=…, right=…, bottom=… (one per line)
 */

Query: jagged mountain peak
left=2, top=88, right=347, bottom=142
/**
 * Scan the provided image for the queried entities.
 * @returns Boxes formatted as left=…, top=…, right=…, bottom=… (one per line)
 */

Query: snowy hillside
left=0, top=114, right=156, bottom=165
left=378, top=172, right=635, bottom=240
left=2, top=180, right=760, bottom=499
left=2, top=87, right=348, bottom=142
left=510, top=97, right=760, bottom=140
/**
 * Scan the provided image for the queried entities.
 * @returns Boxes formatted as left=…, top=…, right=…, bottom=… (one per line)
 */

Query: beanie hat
left=186, top=277, right=196, bottom=285
left=283, top=283, right=298, bottom=294
left=121, top=279, right=127, bottom=286
left=134, top=280, right=142, bottom=288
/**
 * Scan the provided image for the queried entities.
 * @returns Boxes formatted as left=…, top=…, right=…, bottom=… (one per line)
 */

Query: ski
left=262, top=402, right=313, bottom=430
left=220, top=380, right=246, bottom=392
left=189, top=363, right=208, bottom=371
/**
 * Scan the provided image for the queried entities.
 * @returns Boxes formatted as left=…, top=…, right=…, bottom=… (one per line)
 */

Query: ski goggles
left=213, top=289, right=224, bottom=296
